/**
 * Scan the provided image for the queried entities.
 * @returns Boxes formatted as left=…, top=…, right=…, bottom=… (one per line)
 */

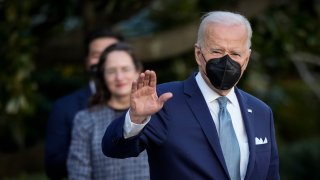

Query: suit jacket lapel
left=235, top=88, right=256, bottom=180
left=184, top=74, right=229, bottom=177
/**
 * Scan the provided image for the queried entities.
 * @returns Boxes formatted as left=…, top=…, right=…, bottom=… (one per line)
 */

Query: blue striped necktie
left=217, top=96, right=240, bottom=180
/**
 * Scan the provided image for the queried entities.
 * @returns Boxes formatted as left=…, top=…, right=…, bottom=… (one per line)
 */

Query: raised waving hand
left=129, top=70, right=173, bottom=124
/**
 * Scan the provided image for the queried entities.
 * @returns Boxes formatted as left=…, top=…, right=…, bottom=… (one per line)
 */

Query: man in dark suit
left=102, top=11, right=279, bottom=180
left=45, top=28, right=122, bottom=179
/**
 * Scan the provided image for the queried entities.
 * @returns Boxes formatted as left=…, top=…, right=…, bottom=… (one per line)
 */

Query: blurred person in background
left=67, top=42, right=149, bottom=180
left=45, top=28, right=123, bottom=179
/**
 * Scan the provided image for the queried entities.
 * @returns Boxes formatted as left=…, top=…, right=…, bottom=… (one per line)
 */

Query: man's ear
left=243, top=49, right=251, bottom=70
left=194, top=44, right=202, bottom=66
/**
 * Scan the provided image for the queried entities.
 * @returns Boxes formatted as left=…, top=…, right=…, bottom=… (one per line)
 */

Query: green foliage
left=247, top=0, right=320, bottom=142
left=279, top=138, right=320, bottom=180
left=3, top=173, right=48, bottom=180
left=0, top=0, right=39, bottom=150
left=148, top=0, right=237, bottom=31
left=149, top=0, right=200, bottom=30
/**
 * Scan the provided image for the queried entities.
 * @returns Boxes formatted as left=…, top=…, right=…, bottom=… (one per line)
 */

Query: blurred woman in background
left=67, top=42, right=149, bottom=180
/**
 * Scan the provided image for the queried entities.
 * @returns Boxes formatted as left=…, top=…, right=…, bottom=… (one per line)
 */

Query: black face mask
left=200, top=53, right=242, bottom=90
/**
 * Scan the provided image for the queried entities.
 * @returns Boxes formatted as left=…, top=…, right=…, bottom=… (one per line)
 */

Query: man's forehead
left=88, top=49, right=102, bottom=56
left=204, top=39, right=248, bottom=50
left=89, top=37, right=118, bottom=49
left=204, top=25, right=249, bottom=49
left=206, top=23, right=247, bottom=36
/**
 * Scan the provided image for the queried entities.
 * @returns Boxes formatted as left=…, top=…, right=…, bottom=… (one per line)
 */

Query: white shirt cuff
left=123, top=110, right=151, bottom=139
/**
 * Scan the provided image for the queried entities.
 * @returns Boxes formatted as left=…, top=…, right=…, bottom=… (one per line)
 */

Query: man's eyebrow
left=234, top=49, right=247, bottom=53
left=209, top=47, right=223, bottom=51
left=230, top=49, right=241, bottom=53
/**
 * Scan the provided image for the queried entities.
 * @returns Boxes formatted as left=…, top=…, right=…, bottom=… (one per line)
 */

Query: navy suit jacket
left=102, top=73, right=280, bottom=180
left=45, top=86, right=92, bottom=179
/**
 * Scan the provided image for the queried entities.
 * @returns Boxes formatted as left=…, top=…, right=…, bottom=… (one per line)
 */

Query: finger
left=144, top=70, right=151, bottom=86
left=158, top=92, right=173, bottom=105
left=131, top=80, right=137, bottom=93
left=137, top=73, right=145, bottom=89
left=149, top=70, right=157, bottom=88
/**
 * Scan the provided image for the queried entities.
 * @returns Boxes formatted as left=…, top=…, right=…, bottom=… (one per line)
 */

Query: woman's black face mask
left=200, top=51, right=242, bottom=90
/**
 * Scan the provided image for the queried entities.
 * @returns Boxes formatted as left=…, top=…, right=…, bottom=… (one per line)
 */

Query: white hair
left=197, top=11, right=252, bottom=48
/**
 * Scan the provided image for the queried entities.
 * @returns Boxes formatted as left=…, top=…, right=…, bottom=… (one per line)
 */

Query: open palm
left=129, top=70, right=173, bottom=124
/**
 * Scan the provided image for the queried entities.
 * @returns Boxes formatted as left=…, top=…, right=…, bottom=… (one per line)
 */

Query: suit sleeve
left=67, top=111, right=93, bottom=180
left=45, top=101, right=70, bottom=179
left=267, top=108, right=280, bottom=180
left=102, top=113, right=145, bottom=158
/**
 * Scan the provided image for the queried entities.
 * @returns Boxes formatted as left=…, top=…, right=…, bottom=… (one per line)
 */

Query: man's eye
left=211, top=51, right=222, bottom=54
left=231, top=53, right=241, bottom=57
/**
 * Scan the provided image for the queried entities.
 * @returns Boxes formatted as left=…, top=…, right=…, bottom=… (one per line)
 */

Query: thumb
left=158, top=92, right=173, bottom=105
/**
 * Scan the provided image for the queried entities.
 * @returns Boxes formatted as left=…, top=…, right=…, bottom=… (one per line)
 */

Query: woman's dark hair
left=88, top=42, right=143, bottom=107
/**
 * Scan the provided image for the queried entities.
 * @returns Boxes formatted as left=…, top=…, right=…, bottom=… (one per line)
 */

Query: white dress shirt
left=123, top=73, right=249, bottom=180
left=195, top=73, right=249, bottom=180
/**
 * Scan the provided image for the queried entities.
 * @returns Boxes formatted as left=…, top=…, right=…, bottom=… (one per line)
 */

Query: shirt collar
left=195, top=72, right=237, bottom=106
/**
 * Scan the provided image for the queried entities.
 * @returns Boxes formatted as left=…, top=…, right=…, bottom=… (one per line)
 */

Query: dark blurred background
left=1, top=0, right=320, bottom=179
